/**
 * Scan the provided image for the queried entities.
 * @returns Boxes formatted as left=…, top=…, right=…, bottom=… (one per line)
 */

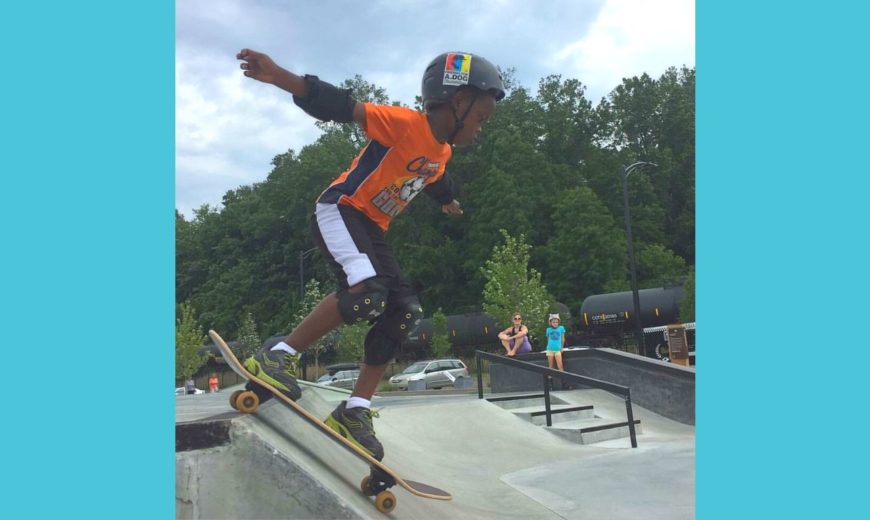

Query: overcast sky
left=176, top=0, right=694, bottom=218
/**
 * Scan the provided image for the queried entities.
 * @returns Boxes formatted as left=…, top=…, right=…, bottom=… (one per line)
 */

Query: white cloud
left=175, top=57, right=319, bottom=216
left=552, top=0, right=695, bottom=102
left=175, top=0, right=694, bottom=217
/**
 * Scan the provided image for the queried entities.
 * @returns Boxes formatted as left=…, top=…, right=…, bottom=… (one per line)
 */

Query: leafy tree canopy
left=176, top=67, right=695, bottom=341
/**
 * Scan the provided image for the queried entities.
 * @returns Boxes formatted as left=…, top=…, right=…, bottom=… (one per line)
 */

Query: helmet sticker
left=443, top=53, right=472, bottom=86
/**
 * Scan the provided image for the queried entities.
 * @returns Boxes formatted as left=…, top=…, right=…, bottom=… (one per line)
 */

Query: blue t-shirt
left=546, top=326, right=565, bottom=351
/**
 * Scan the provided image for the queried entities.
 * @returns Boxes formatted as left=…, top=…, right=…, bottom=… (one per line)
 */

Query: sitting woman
left=498, top=313, right=532, bottom=357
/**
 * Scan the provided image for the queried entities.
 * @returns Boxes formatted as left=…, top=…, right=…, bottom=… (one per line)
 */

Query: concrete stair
left=508, top=404, right=596, bottom=426
left=547, top=417, right=642, bottom=444
left=487, top=393, right=641, bottom=445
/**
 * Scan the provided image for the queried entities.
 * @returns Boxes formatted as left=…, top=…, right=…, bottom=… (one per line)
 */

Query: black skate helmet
left=421, top=52, right=506, bottom=110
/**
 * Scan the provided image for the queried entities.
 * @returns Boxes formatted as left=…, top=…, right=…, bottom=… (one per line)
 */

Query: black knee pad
left=363, top=323, right=401, bottom=365
left=337, top=278, right=389, bottom=324
left=383, top=293, right=424, bottom=339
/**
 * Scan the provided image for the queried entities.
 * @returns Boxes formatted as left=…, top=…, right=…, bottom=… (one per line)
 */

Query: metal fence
left=475, top=350, right=638, bottom=448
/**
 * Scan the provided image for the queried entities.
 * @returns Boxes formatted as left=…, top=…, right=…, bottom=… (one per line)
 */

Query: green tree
left=543, top=187, right=628, bottom=310
left=175, top=67, right=696, bottom=342
left=237, top=312, right=261, bottom=360
left=535, top=75, right=595, bottom=171
left=594, top=67, right=695, bottom=263
left=679, top=267, right=695, bottom=322
left=636, top=243, right=688, bottom=288
left=289, top=279, right=331, bottom=374
left=481, top=230, right=553, bottom=344
left=176, top=302, right=207, bottom=381
left=430, top=308, right=451, bottom=358
left=335, top=322, right=369, bottom=363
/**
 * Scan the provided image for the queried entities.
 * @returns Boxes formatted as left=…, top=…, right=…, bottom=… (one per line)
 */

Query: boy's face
left=450, top=91, right=496, bottom=147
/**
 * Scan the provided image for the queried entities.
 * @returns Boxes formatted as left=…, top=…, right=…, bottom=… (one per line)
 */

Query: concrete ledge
left=520, top=405, right=596, bottom=426
left=489, top=348, right=695, bottom=424
left=487, top=394, right=569, bottom=410
left=176, top=415, right=235, bottom=452
left=176, top=420, right=364, bottom=519
left=547, top=419, right=643, bottom=444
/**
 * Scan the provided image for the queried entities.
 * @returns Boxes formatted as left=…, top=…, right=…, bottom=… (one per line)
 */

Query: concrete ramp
left=177, top=384, right=695, bottom=519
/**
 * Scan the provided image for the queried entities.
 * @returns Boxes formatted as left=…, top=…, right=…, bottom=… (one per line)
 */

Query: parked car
left=316, top=369, right=361, bottom=390
left=322, top=362, right=360, bottom=377
left=175, top=387, right=204, bottom=396
left=389, top=359, right=469, bottom=390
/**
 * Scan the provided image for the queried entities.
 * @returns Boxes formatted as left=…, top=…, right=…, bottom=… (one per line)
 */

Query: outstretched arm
left=237, top=48, right=366, bottom=127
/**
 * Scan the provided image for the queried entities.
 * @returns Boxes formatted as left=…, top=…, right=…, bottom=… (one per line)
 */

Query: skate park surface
left=176, top=381, right=695, bottom=519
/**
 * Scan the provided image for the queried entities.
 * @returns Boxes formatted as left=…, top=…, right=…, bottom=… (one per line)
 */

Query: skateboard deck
left=208, top=330, right=451, bottom=513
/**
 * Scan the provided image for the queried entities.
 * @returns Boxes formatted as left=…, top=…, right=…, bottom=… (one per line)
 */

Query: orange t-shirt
left=317, top=103, right=452, bottom=231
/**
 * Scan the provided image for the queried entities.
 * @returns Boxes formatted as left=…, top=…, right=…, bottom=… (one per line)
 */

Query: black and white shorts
left=310, top=203, right=403, bottom=291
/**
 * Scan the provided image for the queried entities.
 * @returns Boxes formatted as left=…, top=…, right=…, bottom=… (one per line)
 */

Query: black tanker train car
left=402, top=302, right=573, bottom=357
left=404, top=312, right=501, bottom=357
left=577, top=285, right=690, bottom=359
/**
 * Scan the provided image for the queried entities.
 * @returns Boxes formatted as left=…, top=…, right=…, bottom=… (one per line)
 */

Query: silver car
left=317, top=369, right=361, bottom=390
left=389, top=359, right=469, bottom=390
left=175, top=387, right=204, bottom=396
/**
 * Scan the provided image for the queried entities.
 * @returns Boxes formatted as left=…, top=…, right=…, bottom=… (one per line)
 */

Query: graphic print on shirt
left=371, top=155, right=441, bottom=218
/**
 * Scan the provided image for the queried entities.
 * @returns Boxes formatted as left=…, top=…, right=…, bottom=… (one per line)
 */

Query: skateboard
left=208, top=330, right=452, bottom=514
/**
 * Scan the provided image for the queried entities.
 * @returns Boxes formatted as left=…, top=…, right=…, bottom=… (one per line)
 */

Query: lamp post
left=621, top=161, right=657, bottom=356
left=298, top=247, right=318, bottom=301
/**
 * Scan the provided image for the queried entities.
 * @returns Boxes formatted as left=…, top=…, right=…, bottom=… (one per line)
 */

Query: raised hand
left=441, top=200, right=464, bottom=215
left=236, top=48, right=281, bottom=84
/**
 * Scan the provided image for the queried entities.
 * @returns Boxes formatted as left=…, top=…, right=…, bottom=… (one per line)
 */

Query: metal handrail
left=475, top=350, right=638, bottom=448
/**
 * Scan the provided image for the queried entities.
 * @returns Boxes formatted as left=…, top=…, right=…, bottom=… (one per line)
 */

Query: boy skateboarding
left=236, top=48, right=505, bottom=462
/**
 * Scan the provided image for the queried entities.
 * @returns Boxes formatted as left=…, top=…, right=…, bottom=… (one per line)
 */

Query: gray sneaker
left=243, top=347, right=302, bottom=401
left=324, top=401, right=384, bottom=461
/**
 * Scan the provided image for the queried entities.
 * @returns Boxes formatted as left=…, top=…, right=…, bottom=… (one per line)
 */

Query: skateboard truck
left=365, top=466, right=397, bottom=495
left=245, top=380, right=273, bottom=402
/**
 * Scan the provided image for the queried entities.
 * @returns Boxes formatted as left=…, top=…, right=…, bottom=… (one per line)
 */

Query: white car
left=316, top=369, right=361, bottom=390
left=389, top=359, right=469, bottom=390
left=175, top=386, right=205, bottom=396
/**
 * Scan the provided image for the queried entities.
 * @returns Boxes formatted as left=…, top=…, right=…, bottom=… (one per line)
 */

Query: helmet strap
left=447, top=91, right=479, bottom=145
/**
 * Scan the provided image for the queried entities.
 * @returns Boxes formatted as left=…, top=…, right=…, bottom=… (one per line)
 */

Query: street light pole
left=298, top=247, right=318, bottom=301
left=621, top=161, right=657, bottom=356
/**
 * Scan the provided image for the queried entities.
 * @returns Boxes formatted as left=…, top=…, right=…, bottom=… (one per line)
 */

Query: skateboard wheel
left=229, top=390, right=244, bottom=410
left=374, top=490, right=396, bottom=514
left=235, top=390, right=260, bottom=413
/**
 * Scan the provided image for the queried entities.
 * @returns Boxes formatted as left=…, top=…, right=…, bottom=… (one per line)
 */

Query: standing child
left=545, top=314, right=566, bottom=371
left=236, top=48, right=505, bottom=461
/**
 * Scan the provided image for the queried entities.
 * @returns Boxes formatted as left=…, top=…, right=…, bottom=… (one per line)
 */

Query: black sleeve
left=423, top=171, right=455, bottom=205
left=292, top=75, right=357, bottom=123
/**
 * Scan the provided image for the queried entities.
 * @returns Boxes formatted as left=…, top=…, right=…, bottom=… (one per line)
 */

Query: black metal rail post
left=624, top=390, right=638, bottom=448
left=476, top=352, right=484, bottom=399
left=543, top=375, right=553, bottom=426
